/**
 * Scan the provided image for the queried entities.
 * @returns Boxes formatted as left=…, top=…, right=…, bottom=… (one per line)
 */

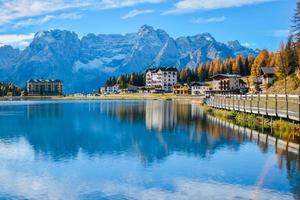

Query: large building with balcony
left=209, top=74, right=244, bottom=94
left=145, top=67, right=178, bottom=92
left=27, top=79, right=63, bottom=96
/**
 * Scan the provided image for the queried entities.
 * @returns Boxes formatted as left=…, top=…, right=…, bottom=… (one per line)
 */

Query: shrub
left=227, top=111, right=238, bottom=121
left=272, top=120, right=298, bottom=140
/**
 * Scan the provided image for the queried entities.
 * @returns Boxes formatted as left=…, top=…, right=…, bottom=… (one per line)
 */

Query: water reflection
left=26, top=103, right=64, bottom=119
left=0, top=100, right=299, bottom=162
left=0, top=100, right=299, bottom=200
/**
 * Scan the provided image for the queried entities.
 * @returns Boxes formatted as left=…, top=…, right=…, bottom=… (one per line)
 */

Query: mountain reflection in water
left=0, top=100, right=299, bottom=200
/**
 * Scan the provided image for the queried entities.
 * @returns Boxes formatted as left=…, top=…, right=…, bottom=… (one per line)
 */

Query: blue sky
left=0, top=0, right=295, bottom=51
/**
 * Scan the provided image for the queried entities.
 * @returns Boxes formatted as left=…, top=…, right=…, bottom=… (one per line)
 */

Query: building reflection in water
left=145, top=100, right=177, bottom=131
left=0, top=101, right=299, bottom=164
left=0, top=100, right=300, bottom=199
left=26, top=102, right=64, bottom=120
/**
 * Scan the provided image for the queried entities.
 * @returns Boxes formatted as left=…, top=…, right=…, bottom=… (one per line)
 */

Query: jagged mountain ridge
left=0, top=25, right=258, bottom=92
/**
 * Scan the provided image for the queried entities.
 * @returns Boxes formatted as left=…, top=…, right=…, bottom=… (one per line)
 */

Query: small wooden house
left=173, top=83, right=191, bottom=95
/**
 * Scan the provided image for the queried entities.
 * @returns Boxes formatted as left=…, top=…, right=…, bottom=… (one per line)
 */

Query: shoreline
left=201, top=104, right=300, bottom=144
left=0, top=93, right=204, bottom=102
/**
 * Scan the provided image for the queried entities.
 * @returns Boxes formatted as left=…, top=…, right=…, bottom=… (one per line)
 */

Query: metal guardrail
left=206, top=94, right=300, bottom=121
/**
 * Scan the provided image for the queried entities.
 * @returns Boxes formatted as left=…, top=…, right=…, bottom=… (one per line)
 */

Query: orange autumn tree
left=250, top=49, right=269, bottom=84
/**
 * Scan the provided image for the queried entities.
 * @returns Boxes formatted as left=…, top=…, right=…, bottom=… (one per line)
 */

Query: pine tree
left=117, top=75, right=127, bottom=89
left=276, top=43, right=291, bottom=95
left=232, top=62, right=239, bottom=74
left=232, top=56, right=243, bottom=74
left=197, top=65, right=205, bottom=81
left=112, top=76, right=116, bottom=85
left=285, top=35, right=298, bottom=73
left=293, top=0, right=300, bottom=41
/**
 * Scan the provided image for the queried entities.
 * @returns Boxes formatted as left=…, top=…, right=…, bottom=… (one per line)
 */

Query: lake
left=0, top=100, right=299, bottom=200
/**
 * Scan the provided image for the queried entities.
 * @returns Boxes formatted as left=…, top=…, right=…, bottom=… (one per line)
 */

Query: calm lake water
left=0, top=100, right=299, bottom=200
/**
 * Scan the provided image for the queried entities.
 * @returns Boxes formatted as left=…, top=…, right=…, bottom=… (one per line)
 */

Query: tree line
left=0, top=82, right=22, bottom=96
left=179, top=0, right=300, bottom=88
left=105, top=73, right=145, bottom=89
left=104, top=50, right=280, bottom=88
left=105, top=41, right=299, bottom=88
left=105, top=0, right=300, bottom=91
left=178, top=54, right=254, bottom=84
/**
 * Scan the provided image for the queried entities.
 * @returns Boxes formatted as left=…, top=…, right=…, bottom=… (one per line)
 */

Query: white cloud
left=192, top=16, right=226, bottom=23
left=74, top=58, right=119, bottom=73
left=0, top=0, right=90, bottom=26
left=0, top=33, right=35, bottom=48
left=0, top=0, right=164, bottom=28
left=271, top=29, right=290, bottom=37
left=99, top=0, right=164, bottom=9
left=122, top=9, right=154, bottom=19
left=164, top=0, right=275, bottom=14
left=0, top=140, right=293, bottom=200
left=13, top=13, right=82, bottom=29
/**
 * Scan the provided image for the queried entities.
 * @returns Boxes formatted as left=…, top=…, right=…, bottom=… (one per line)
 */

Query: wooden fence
left=206, top=94, right=300, bottom=121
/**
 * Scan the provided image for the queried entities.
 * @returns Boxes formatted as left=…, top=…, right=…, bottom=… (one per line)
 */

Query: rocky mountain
left=227, top=40, right=259, bottom=57
left=0, top=25, right=258, bottom=92
left=0, top=46, right=20, bottom=68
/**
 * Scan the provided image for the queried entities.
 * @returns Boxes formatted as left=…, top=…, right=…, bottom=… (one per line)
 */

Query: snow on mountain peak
left=138, top=25, right=155, bottom=36
left=0, top=25, right=258, bottom=92
left=201, top=33, right=215, bottom=41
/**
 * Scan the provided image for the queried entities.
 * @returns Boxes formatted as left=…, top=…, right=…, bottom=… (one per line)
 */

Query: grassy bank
left=203, top=105, right=300, bottom=143
left=267, top=73, right=300, bottom=95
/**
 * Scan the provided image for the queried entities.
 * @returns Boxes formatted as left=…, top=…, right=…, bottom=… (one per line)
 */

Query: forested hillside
left=104, top=0, right=300, bottom=95
left=0, top=82, right=22, bottom=96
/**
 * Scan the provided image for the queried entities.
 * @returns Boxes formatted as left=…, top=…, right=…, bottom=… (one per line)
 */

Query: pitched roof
left=190, top=82, right=209, bottom=86
left=261, top=67, right=275, bottom=75
left=145, top=67, right=178, bottom=73
left=210, top=74, right=241, bottom=79
left=27, top=79, right=63, bottom=83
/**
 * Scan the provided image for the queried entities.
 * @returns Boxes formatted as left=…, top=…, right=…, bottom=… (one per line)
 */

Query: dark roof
left=210, top=74, right=241, bottom=79
left=261, top=67, right=275, bottom=75
left=145, top=67, right=178, bottom=73
left=190, top=82, right=209, bottom=86
left=27, top=79, right=63, bottom=83
left=239, top=79, right=247, bottom=84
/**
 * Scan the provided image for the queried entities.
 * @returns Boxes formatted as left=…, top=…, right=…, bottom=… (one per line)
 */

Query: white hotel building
left=145, top=67, right=178, bottom=92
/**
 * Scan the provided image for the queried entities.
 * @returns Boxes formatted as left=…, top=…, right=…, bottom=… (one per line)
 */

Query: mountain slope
left=0, top=25, right=258, bottom=92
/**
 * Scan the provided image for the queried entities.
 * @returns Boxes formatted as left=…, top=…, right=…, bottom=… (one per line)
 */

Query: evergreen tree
left=276, top=43, right=291, bottom=95
left=232, top=56, right=243, bottom=74
left=293, top=0, right=300, bottom=41
left=285, top=35, right=298, bottom=73
left=117, top=75, right=127, bottom=89
left=197, top=65, right=205, bottom=81
left=112, top=76, right=116, bottom=85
